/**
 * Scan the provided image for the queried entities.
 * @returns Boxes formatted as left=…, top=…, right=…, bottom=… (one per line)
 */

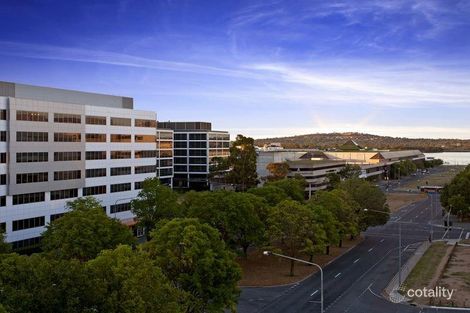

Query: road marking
left=353, top=258, right=360, bottom=264
left=368, top=248, right=373, bottom=252
left=310, top=290, right=318, bottom=297
left=334, top=273, right=341, bottom=278
left=466, top=232, right=470, bottom=240
left=380, top=239, right=385, bottom=243
left=459, top=229, right=464, bottom=240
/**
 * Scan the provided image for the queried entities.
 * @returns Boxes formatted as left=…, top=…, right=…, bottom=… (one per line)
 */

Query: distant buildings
left=0, top=81, right=229, bottom=249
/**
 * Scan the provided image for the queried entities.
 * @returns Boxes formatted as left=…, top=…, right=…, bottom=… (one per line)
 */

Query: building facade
left=0, top=81, right=159, bottom=249
left=158, top=122, right=230, bottom=190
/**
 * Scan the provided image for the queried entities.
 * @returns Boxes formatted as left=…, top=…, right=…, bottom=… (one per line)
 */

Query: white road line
left=353, top=258, right=360, bottom=264
left=466, top=232, right=470, bottom=240
left=334, top=273, right=341, bottom=278
left=368, top=248, right=373, bottom=252
left=310, top=290, right=318, bottom=297
left=380, top=239, right=385, bottom=243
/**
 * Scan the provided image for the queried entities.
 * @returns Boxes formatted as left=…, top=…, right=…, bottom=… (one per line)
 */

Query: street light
left=364, top=208, right=403, bottom=286
left=263, top=251, right=324, bottom=313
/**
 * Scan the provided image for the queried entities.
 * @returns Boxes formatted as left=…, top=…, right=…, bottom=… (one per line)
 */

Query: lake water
left=424, top=152, right=470, bottom=165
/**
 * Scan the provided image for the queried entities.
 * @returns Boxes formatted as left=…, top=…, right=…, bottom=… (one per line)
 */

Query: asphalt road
left=238, top=192, right=470, bottom=313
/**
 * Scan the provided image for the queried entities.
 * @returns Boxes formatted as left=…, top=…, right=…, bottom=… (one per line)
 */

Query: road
left=238, top=192, right=470, bottom=313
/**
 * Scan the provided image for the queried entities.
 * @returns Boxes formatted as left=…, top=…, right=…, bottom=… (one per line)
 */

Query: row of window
left=10, top=180, right=147, bottom=206
left=14, top=150, right=165, bottom=162
left=173, top=133, right=230, bottom=141
left=15, top=110, right=155, bottom=128
left=15, top=132, right=157, bottom=143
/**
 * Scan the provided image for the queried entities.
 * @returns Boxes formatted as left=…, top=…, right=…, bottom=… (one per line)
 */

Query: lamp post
left=364, top=208, right=402, bottom=286
left=263, top=251, right=323, bottom=313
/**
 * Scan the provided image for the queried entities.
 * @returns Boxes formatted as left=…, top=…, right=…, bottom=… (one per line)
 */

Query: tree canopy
left=266, top=177, right=306, bottom=202
left=41, top=197, right=135, bottom=261
left=266, top=162, right=290, bottom=181
left=226, top=134, right=258, bottom=191
left=145, top=218, right=241, bottom=313
left=248, top=185, right=289, bottom=206
left=441, top=165, right=470, bottom=220
left=0, top=231, right=10, bottom=254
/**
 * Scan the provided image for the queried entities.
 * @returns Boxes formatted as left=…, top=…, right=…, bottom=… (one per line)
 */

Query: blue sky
left=1, top=0, right=470, bottom=139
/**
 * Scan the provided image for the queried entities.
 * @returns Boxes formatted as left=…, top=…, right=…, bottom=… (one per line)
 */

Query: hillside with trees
left=255, top=132, right=470, bottom=152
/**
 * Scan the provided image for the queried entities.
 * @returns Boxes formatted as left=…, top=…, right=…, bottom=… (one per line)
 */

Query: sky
left=1, top=0, right=470, bottom=139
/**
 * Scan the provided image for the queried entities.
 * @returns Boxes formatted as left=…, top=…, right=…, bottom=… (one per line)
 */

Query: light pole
left=364, top=208, right=402, bottom=286
left=263, top=251, right=323, bottom=313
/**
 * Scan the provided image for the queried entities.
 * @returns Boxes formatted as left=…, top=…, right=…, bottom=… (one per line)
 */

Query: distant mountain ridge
left=254, top=132, right=470, bottom=152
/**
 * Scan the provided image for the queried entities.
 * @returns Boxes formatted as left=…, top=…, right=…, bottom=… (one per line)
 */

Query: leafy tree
left=448, top=194, right=469, bottom=221
left=266, top=177, right=306, bottom=202
left=131, top=177, right=182, bottom=239
left=42, top=197, right=135, bottom=261
left=0, top=231, right=11, bottom=254
left=338, top=164, right=361, bottom=179
left=0, top=253, right=92, bottom=313
left=86, top=245, right=185, bottom=313
left=309, top=190, right=359, bottom=246
left=248, top=185, right=289, bottom=206
left=226, top=135, right=258, bottom=191
left=390, top=160, right=417, bottom=179
left=309, top=204, right=340, bottom=254
left=184, top=191, right=266, bottom=257
left=145, top=218, right=241, bottom=313
left=338, top=178, right=389, bottom=229
left=441, top=165, right=470, bottom=220
left=267, top=200, right=315, bottom=276
left=266, top=162, right=290, bottom=181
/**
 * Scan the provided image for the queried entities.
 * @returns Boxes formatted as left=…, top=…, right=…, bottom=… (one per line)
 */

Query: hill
left=254, top=132, right=470, bottom=152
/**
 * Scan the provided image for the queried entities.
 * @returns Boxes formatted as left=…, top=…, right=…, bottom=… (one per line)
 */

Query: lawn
left=386, top=193, right=427, bottom=213
left=396, top=166, right=464, bottom=192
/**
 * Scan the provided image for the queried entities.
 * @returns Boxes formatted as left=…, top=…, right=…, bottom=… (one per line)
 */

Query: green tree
left=266, top=177, right=306, bottom=202
left=42, top=197, right=135, bottom=261
left=184, top=191, right=266, bottom=257
left=0, top=231, right=11, bottom=254
left=131, top=177, right=182, bottom=239
left=448, top=194, right=469, bottom=221
left=226, top=135, right=258, bottom=191
left=309, top=204, right=340, bottom=254
left=86, top=245, right=185, bottom=313
left=441, top=165, right=470, bottom=220
left=338, top=178, right=389, bottom=229
left=338, top=164, right=361, bottom=179
left=267, top=200, right=315, bottom=276
left=266, top=162, right=290, bottom=181
left=145, top=218, right=241, bottom=313
left=390, top=160, right=417, bottom=179
left=248, top=185, right=289, bottom=206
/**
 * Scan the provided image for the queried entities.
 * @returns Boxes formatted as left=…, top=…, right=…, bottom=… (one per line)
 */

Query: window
left=54, top=170, right=81, bottom=181
left=158, top=132, right=173, bottom=140
left=159, top=141, right=173, bottom=149
left=83, top=185, right=106, bottom=196
left=189, top=165, right=207, bottom=172
left=174, top=165, right=187, bottom=172
left=86, top=151, right=106, bottom=160
left=160, top=150, right=173, bottom=157
left=13, top=192, right=45, bottom=205
left=0, top=222, right=5, bottom=232
left=174, top=141, right=187, bottom=148
left=189, top=133, right=207, bottom=140
left=134, top=181, right=144, bottom=190
left=160, top=168, right=173, bottom=176
left=111, top=167, right=131, bottom=176
left=174, top=150, right=187, bottom=156
left=110, top=183, right=131, bottom=193
left=135, top=150, right=156, bottom=158
left=0, top=109, right=6, bottom=120
left=54, top=113, right=81, bottom=124
left=86, top=133, right=106, bottom=142
left=135, top=165, right=156, bottom=174
left=50, top=213, right=65, bottom=222
left=0, top=196, right=5, bottom=207
left=174, top=133, right=187, bottom=140
left=135, top=135, right=156, bottom=143
left=54, top=133, right=81, bottom=142
left=111, top=117, right=131, bottom=126
left=12, top=216, right=45, bottom=231
left=110, top=134, right=131, bottom=142
left=16, top=152, right=48, bottom=163
left=17, top=131, right=48, bottom=142
left=110, top=151, right=131, bottom=159
left=86, top=115, right=106, bottom=125
left=189, top=141, right=207, bottom=148
left=11, top=237, right=42, bottom=250
left=110, top=202, right=131, bottom=213
left=16, top=172, right=48, bottom=184
left=86, top=168, right=107, bottom=178
left=0, top=131, right=6, bottom=142
left=174, top=157, right=187, bottom=164
left=189, top=157, right=207, bottom=164
left=135, top=119, right=156, bottom=128
left=0, top=174, right=6, bottom=185
left=159, top=159, right=173, bottom=167
left=50, top=188, right=78, bottom=200
left=189, top=150, right=206, bottom=156
left=16, top=110, right=48, bottom=122
left=0, top=153, right=5, bottom=164
left=54, top=151, right=81, bottom=161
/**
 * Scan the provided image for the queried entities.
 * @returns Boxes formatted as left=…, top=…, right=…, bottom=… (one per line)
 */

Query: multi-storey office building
left=0, top=81, right=159, bottom=249
left=158, top=122, right=230, bottom=190
left=156, top=128, right=174, bottom=187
